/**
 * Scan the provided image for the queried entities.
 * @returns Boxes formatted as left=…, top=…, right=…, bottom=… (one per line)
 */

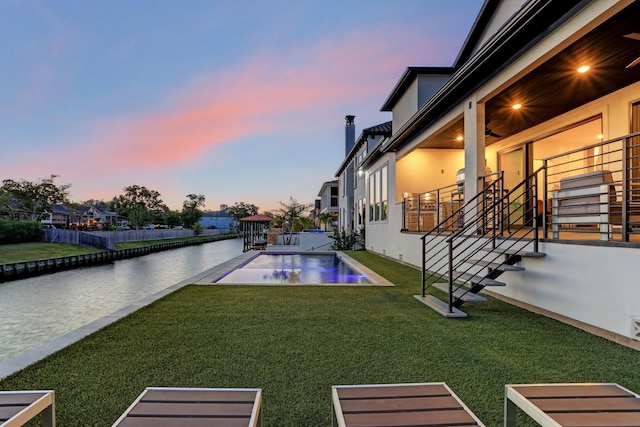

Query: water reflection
left=0, top=238, right=242, bottom=362
left=217, top=253, right=370, bottom=284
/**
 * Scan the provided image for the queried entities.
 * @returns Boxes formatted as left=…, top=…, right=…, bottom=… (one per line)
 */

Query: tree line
left=1, top=175, right=322, bottom=234
left=1, top=175, right=236, bottom=230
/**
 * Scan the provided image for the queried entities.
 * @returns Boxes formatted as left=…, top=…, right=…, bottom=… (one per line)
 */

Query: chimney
left=345, top=115, right=355, bottom=155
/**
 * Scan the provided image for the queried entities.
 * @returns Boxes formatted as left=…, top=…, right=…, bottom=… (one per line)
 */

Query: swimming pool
left=214, top=253, right=372, bottom=285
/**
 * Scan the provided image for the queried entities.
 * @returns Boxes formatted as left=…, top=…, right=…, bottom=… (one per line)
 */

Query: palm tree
left=276, top=197, right=310, bottom=245
left=318, top=211, right=334, bottom=231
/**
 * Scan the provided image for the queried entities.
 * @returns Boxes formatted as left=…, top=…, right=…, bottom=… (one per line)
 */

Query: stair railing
left=421, top=168, right=544, bottom=314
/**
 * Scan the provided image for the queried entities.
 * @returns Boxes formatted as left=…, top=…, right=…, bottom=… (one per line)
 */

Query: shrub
left=0, top=220, right=42, bottom=244
left=329, top=225, right=364, bottom=250
left=192, top=222, right=203, bottom=236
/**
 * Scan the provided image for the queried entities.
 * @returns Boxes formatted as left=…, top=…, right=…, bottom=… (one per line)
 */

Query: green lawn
left=0, top=251, right=638, bottom=426
left=114, top=235, right=228, bottom=249
left=0, top=235, right=233, bottom=263
left=0, top=242, right=102, bottom=264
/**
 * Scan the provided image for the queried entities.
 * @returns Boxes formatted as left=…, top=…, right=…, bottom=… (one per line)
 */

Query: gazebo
left=239, top=214, right=273, bottom=252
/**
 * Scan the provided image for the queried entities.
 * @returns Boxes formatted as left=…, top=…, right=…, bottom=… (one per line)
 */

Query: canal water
left=0, top=238, right=243, bottom=363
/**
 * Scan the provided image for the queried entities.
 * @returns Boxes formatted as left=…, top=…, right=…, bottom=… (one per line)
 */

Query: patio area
left=0, top=251, right=638, bottom=426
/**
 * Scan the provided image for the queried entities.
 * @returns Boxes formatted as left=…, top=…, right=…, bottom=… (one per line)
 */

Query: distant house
left=311, top=199, right=321, bottom=228
left=68, top=205, right=117, bottom=229
left=316, top=180, right=339, bottom=228
left=335, top=116, right=391, bottom=232
left=41, top=204, right=73, bottom=228
left=199, top=209, right=235, bottom=230
left=0, top=200, right=30, bottom=221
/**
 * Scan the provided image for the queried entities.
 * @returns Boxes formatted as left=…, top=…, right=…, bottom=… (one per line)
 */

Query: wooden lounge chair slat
left=505, top=383, right=640, bottom=427
left=343, top=408, right=480, bottom=426
left=141, top=389, right=258, bottom=403
left=0, top=406, right=27, bottom=420
left=532, top=396, right=640, bottom=412
left=112, top=388, right=261, bottom=427
left=514, top=384, right=632, bottom=399
left=114, top=417, right=252, bottom=427
left=336, top=384, right=450, bottom=399
left=0, top=390, right=55, bottom=427
left=128, top=402, right=254, bottom=417
left=0, top=393, right=47, bottom=406
left=550, top=411, right=640, bottom=427
left=340, top=395, right=463, bottom=413
left=333, top=383, right=485, bottom=427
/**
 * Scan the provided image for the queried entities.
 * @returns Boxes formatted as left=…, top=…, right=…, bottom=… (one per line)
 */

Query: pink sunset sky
left=0, top=0, right=483, bottom=212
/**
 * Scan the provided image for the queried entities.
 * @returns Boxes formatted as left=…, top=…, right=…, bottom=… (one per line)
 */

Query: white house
left=350, top=0, right=640, bottom=349
left=199, top=210, right=235, bottom=231
left=336, top=116, right=392, bottom=232
left=316, top=179, right=339, bottom=229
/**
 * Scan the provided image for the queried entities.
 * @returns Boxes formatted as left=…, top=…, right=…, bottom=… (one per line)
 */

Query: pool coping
left=0, top=250, right=392, bottom=379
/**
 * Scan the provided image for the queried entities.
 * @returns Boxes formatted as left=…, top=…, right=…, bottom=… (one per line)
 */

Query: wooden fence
left=42, top=228, right=231, bottom=249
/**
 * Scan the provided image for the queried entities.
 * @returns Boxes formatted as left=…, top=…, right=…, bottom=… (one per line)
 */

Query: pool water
left=215, top=253, right=371, bottom=284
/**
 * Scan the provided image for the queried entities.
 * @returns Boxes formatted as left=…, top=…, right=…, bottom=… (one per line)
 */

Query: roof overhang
left=405, top=0, right=640, bottom=150
left=380, top=67, right=454, bottom=112
left=383, top=0, right=595, bottom=152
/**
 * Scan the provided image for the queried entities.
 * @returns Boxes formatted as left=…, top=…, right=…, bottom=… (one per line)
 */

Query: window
left=381, top=165, right=388, bottom=220
left=353, top=166, right=358, bottom=189
left=368, top=164, right=388, bottom=222
left=357, top=198, right=364, bottom=227
left=331, top=185, right=338, bottom=207
left=369, top=174, right=375, bottom=221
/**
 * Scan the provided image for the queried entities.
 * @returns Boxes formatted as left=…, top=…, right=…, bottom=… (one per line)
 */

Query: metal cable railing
left=420, top=170, right=542, bottom=313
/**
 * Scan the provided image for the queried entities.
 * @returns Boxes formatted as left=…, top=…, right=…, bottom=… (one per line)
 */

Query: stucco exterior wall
left=391, top=80, right=418, bottom=136
left=473, top=0, right=528, bottom=55
left=417, top=75, right=450, bottom=108
left=490, top=241, right=640, bottom=341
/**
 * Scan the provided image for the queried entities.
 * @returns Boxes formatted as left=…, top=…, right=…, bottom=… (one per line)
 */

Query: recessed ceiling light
left=512, top=103, right=522, bottom=110
left=577, top=65, right=590, bottom=73
left=456, top=136, right=463, bottom=141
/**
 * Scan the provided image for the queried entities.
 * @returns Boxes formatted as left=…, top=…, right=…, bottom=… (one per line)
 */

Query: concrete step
left=432, top=283, right=488, bottom=302
left=447, top=271, right=506, bottom=286
left=413, top=295, right=467, bottom=318
left=480, top=247, right=545, bottom=257
left=466, top=259, right=525, bottom=271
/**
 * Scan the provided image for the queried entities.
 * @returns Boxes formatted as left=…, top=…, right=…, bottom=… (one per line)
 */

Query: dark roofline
left=380, top=67, right=454, bottom=112
left=453, top=0, right=501, bottom=67
left=335, top=121, right=392, bottom=176
left=383, top=0, right=588, bottom=153
left=362, top=121, right=392, bottom=136
left=317, top=179, right=338, bottom=197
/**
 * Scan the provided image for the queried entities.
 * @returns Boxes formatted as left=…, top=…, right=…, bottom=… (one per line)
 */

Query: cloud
left=78, top=21, right=451, bottom=169
left=2, top=18, right=464, bottom=207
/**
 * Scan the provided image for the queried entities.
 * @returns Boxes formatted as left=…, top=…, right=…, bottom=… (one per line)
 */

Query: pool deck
left=0, top=250, right=392, bottom=379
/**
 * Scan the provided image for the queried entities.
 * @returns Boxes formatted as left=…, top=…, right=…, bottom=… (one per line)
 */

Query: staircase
left=414, top=170, right=546, bottom=318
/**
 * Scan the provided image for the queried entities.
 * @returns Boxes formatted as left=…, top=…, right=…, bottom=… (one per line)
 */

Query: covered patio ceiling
left=419, top=1, right=640, bottom=150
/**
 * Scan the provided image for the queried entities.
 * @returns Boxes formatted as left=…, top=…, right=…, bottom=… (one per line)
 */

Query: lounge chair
left=505, top=382, right=640, bottom=426
left=332, top=382, right=485, bottom=427
left=111, top=387, right=262, bottom=427
left=0, top=390, right=55, bottom=427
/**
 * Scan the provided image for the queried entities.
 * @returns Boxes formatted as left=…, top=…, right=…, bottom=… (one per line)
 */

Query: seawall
left=0, top=235, right=238, bottom=282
